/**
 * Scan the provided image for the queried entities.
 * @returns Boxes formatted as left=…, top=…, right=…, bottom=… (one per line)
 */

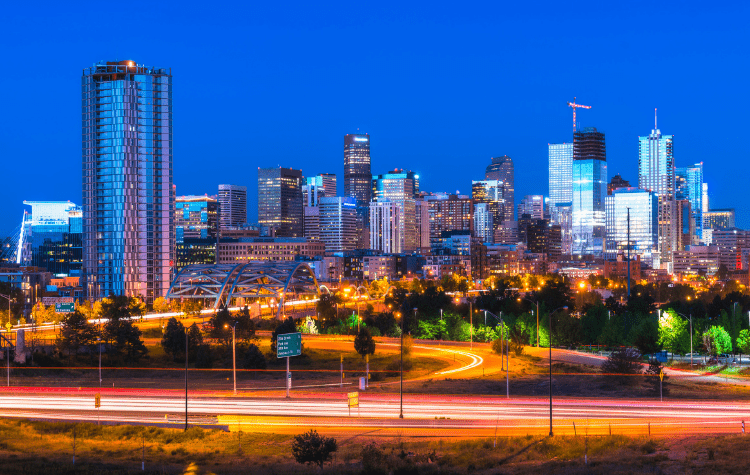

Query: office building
left=472, top=180, right=504, bottom=234
left=176, top=239, right=216, bottom=270
left=485, top=155, right=514, bottom=221
left=607, top=174, right=630, bottom=195
left=548, top=143, right=574, bottom=254
left=572, top=127, right=607, bottom=256
left=303, top=174, right=337, bottom=207
left=20, top=201, right=82, bottom=277
left=494, top=221, right=519, bottom=245
left=673, top=245, right=720, bottom=276
left=712, top=228, right=750, bottom=271
left=218, top=184, right=247, bottom=229
left=423, top=194, right=473, bottom=247
left=704, top=209, right=735, bottom=231
left=474, top=203, right=493, bottom=243
left=676, top=163, right=703, bottom=243
left=415, top=200, right=431, bottom=251
left=372, top=170, right=418, bottom=251
left=369, top=200, right=402, bottom=253
left=82, top=60, right=174, bottom=303
left=218, top=237, right=325, bottom=263
left=258, top=167, right=303, bottom=237
left=675, top=199, right=694, bottom=251
left=639, top=124, right=675, bottom=264
left=175, top=196, right=218, bottom=242
left=604, top=188, right=659, bottom=265
left=319, top=197, right=358, bottom=253
left=517, top=195, right=544, bottom=220
left=344, top=134, right=371, bottom=207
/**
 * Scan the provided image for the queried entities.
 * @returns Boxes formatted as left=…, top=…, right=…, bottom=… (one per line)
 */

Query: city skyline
left=0, top=3, right=747, bottom=235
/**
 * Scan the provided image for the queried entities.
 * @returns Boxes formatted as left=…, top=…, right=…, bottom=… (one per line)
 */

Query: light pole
left=225, top=322, right=237, bottom=395
left=481, top=309, right=509, bottom=398
left=184, top=327, right=188, bottom=431
left=676, top=311, right=693, bottom=366
left=0, top=294, right=12, bottom=387
left=518, top=297, right=540, bottom=347
left=97, top=336, right=102, bottom=388
left=398, top=311, right=404, bottom=419
left=548, top=306, right=568, bottom=437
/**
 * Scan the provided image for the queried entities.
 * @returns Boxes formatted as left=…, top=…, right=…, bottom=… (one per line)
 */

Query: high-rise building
left=607, top=174, right=631, bottom=195
left=517, top=195, right=544, bottom=220
left=21, top=201, right=82, bottom=277
left=712, top=228, right=750, bottom=271
left=319, top=197, right=358, bottom=253
left=303, top=174, right=337, bottom=207
left=372, top=170, right=419, bottom=252
left=218, top=184, right=247, bottom=229
left=639, top=125, right=675, bottom=265
left=415, top=200, right=431, bottom=251
left=704, top=209, right=735, bottom=231
left=258, top=167, right=303, bottom=237
left=676, top=163, right=703, bottom=243
left=472, top=180, right=504, bottom=236
left=572, top=127, right=607, bottom=256
left=344, top=134, right=371, bottom=207
left=485, top=156, right=514, bottom=221
left=474, top=203, right=493, bottom=243
left=82, top=60, right=173, bottom=303
left=369, top=201, right=402, bottom=253
left=175, top=196, right=218, bottom=242
left=423, top=194, right=473, bottom=247
left=548, top=143, right=574, bottom=254
left=604, top=188, right=659, bottom=265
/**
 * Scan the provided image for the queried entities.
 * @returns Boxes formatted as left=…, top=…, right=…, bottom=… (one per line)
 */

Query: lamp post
left=97, top=336, right=102, bottom=388
left=517, top=297, right=540, bottom=347
left=398, top=311, right=404, bottom=419
left=481, top=309, right=509, bottom=398
left=184, top=327, right=188, bottom=431
left=0, top=294, right=12, bottom=387
left=676, top=311, right=693, bottom=366
left=548, top=306, right=568, bottom=437
left=225, top=322, right=237, bottom=394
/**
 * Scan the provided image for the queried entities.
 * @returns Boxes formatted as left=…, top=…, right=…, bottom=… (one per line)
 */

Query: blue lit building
left=82, top=60, right=174, bottom=303
left=20, top=201, right=82, bottom=277
left=319, top=196, right=358, bottom=253
left=572, top=128, right=607, bottom=256
left=676, top=163, right=703, bottom=243
left=175, top=196, right=218, bottom=243
left=605, top=188, right=659, bottom=266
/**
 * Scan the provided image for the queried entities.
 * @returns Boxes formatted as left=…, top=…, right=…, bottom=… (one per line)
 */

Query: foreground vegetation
left=0, top=419, right=747, bottom=474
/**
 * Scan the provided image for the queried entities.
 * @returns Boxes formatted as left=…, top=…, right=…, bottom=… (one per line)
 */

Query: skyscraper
left=572, top=127, right=607, bottom=256
left=605, top=188, right=658, bottom=265
left=472, top=180, right=504, bottom=236
left=258, top=167, right=303, bottom=237
left=548, top=143, right=573, bottom=254
left=370, top=201, right=402, bottom=253
left=473, top=203, right=493, bottom=243
left=21, top=201, right=82, bottom=277
left=319, top=197, right=358, bottom=253
left=676, top=163, right=703, bottom=243
left=218, top=184, right=247, bottom=229
left=485, top=155, right=514, bottom=221
left=82, top=60, right=174, bottom=303
left=517, top=195, right=544, bottom=220
left=639, top=124, right=676, bottom=264
left=344, top=134, right=371, bottom=207
left=303, top=174, right=337, bottom=207
left=372, top=170, right=418, bottom=252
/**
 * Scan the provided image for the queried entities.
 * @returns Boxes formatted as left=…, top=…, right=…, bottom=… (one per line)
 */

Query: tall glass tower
left=82, top=60, right=174, bottom=303
left=639, top=126, right=676, bottom=263
left=485, top=155, right=514, bottom=221
left=258, top=167, right=303, bottom=237
left=676, top=163, right=703, bottom=243
left=344, top=134, right=371, bottom=207
left=572, top=128, right=607, bottom=256
left=549, top=143, right=574, bottom=254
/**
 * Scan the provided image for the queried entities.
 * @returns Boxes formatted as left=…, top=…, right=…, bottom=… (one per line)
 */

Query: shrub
left=242, top=343, right=267, bottom=370
left=291, top=429, right=337, bottom=468
left=361, top=443, right=387, bottom=475
left=601, top=347, right=642, bottom=385
left=645, top=358, right=668, bottom=396
left=491, top=338, right=508, bottom=356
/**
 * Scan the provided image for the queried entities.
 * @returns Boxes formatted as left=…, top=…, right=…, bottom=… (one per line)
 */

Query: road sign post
left=348, top=391, right=359, bottom=417
left=277, top=333, right=302, bottom=398
left=95, top=393, right=101, bottom=425
left=659, top=370, right=664, bottom=402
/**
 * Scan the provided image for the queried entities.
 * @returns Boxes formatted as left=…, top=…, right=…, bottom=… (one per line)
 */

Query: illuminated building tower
left=258, top=167, right=303, bottom=237
left=517, top=195, right=544, bottom=220
left=604, top=188, right=659, bottom=266
left=485, top=155, right=514, bottom=221
left=344, top=134, right=371, bottom=207
left=472, top=180, right=504, bottom=236
left=572, top=127, right=607, bottom=256
left=82, top=60, right=174, bottom=303
left=371, top=170, right=419, bottom=251
left=218, top=184, right=247, bottom=229
left=676, top=163, right=703, bottom=244
left=319, top=197, right=358, bottom=253
left=548, top=143, right=573, bottom=254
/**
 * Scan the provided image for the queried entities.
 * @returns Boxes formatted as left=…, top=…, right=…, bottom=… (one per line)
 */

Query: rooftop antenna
left=654, top=108, right=657, bottom=130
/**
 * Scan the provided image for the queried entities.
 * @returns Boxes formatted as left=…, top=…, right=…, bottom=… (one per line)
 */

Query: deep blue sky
left=1, top=1, right=748, bottom=234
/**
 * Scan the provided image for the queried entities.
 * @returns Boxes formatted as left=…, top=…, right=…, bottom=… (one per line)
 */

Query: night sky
left=1, top=1, right=748, bottom=233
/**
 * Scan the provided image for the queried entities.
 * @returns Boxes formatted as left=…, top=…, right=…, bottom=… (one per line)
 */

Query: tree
left=56, top=311, right=98, bottom=360
left=291, top=430, right=337, bottom=468
left=509, top=324, right=529, bottom=355
left=270, top=318, right=298, bottom=354
left=100, top=295, right=145, bottom=322
left=703, top=325, right=732, bottom=357
left=101, top=297, right=148, bottom=363
left=645, top=358, right=668, bottom=396
left=187, top=322, right=203, bottom=361
left=153, top=297, right=171, bottom=314
left=601, top=347, right=642, bottom=385
left=161, top=317, right=186, bottom=361
left=209, top=305, right=256, bottom=347
left=629, top=318, right=660, bottom=356
left=657, top=310, right=689, bottom=358
left=242, top=343, right=267, bottom=370
left=737, top=329, right=750, bottom=361
left=354, top=327, right=376, bottom=358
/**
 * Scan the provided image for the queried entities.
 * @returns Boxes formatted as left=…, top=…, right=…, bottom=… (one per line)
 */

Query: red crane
left=567, top=97, right=591, bottom=131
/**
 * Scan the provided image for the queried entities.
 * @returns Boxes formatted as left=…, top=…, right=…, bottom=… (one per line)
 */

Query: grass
left=0, top=419, right=749, bottom=474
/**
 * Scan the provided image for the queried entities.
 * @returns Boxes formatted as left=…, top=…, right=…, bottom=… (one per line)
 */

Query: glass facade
left=257, top=167, right=303, bottom=237
left=82, top=61, right=174, bottom=303
left=548, top=143, right=573, bottom=207
left=485, top=156, right=514, bottom=221
left=319, top=197, right=358, bottom=252
left=372, top=171, right=419, bottom=251
left=572, top=159, right=607, bottom=256
left=676, top=163, right=703, bottom=243
left=473, top=203, right=493, bottom=243
left=639, top=128, right=675, bottom=263
left=344, top=134, right=371, bottom=207
left=218, top=184, right=247, bottom=229
left=22, top=201, right=82, bottom=276
left=175, top=196, right=218, bottom=242
left=605, top=188, right=658, bottom=266
left=472, top=180, right=504, bottom=237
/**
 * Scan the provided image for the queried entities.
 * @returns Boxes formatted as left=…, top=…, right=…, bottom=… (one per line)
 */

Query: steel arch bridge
left=166, top=261, right=321, bottom=318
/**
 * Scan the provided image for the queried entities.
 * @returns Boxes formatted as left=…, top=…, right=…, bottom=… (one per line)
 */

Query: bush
left=602, top=347, right=642, bottom=385
left=645, top=358, right=668, bottom=396
left=491, top=338, right=508, bottom=356
left=361, top=443, right=387, bottom=475
left=195, top=344, right=213, bottom=369
left=242, top=343, right=266, bottom=370
left=291, top=429, right=337, bottom=468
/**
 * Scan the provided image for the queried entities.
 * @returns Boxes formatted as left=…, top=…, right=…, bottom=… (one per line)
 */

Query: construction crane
left=567, top=97, right=591, bottom=131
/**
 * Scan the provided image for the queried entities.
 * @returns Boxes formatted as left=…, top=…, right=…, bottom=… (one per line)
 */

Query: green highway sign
left=55, top=303, right=75, bottom=313
left=277, top=332, right=302, bottom=358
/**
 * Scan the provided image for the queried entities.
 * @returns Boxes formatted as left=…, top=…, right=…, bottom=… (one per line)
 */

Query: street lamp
left=675, top=311, right=693, bottom=367
left=517, top=297, right=540, bottom=347
left=97, top=336, right=102, bottom=388
left=0, top=294, right=13, bottom=387
left=224, top=322, right=237, bottom=394
left=548, top=306, right=568, bottom=437
left=397, top=311, right=404, bottom=419
left=481, top=309, right=509, bottom=398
